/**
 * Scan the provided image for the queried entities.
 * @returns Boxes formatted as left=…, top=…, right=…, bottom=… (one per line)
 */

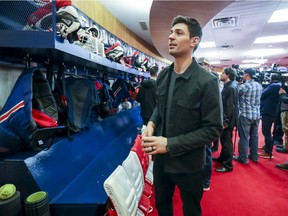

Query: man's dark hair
left=224, top=67, right=236, bottom=81
left=172, top=15, right=202, bottom=51
left=149, top=66, right=159, bottom=77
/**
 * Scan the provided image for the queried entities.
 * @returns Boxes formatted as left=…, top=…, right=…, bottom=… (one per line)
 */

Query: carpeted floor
left=150, top=126, right=288, bottom=216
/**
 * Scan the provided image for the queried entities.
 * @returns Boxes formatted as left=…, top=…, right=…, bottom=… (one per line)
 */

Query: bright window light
left=199, top=41, right=216, bottom=48
left=245, top=49, right=284, bottom=57
left=254, top=35, right=288, bottom=43
left=268, top=9, right=288, bottom=23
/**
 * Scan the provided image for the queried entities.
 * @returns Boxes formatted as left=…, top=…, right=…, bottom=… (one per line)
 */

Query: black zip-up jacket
left=222, top=80, right=238, bottom=128
left=260, top=82, right=281, bottom=117
left=150, top=59, right=223, bottom=173
left=136, top=78, right=157, bottom=125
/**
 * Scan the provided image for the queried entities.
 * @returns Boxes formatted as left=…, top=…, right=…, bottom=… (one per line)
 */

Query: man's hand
left=142, top=121, right=155, bottom=137
left=142, top=136, right=168, bottom=155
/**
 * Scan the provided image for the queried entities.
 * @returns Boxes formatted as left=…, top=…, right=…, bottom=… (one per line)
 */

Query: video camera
left=232, top=64, right=244, bottom=83
left=263, top=63, right=288, bottom=88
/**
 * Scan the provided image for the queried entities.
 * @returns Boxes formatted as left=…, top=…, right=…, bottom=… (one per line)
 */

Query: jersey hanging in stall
left=64, top=76, right=100, bottom=132
left=0, top=68, right=59, bottom=157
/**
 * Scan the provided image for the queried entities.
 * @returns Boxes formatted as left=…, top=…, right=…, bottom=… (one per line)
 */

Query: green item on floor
left=26, top=191, right=47, bottom=203
left=0, top=184, right=16, bottom=200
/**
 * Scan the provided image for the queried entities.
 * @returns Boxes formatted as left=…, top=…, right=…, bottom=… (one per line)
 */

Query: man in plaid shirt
left=233, top=68, right=262, bottom=164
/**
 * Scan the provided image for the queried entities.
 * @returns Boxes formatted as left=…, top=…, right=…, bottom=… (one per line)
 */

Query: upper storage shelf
left=0, top=1, right=150, bottom=78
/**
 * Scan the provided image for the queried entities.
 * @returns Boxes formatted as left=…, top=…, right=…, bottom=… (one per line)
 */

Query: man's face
left=243, top=73, right=249, bottom=81
left=168, top=23, right=199, bottom=57
left=220, top=71, right=228, bottom=82
left=200, top=63, right=210, bottom=71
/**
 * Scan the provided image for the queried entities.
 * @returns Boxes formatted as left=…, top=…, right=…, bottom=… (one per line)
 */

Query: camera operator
left=276, top=86, right=288, bottom=154
left=258, top=75, right=281, bottom=158
left=266, top=65, right=288, bottom=148
left=232, top=64, right=244, bottom=85
left=233, top=68, right=262, bottom=164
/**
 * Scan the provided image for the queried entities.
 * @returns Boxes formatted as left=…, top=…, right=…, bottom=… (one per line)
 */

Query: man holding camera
left=234, top=68, right=262, bottom=164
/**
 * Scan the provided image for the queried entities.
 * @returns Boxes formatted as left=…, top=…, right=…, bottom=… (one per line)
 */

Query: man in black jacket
left=258, top=76, right=281, bottom=158
left=213, top=67, right=238, bottom=172
left=142, top=15, right=223, bottom=216
left=136, top=66, right=158, bottom=126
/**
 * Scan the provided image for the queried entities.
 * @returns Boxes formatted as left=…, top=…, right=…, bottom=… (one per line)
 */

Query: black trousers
left=273, top=110, right=284, bottom=144
left=219, top=126, right=234, bottom=169
left=262, top=115, right=276, bottom=153
left=153, top=156, right=203, bottom=216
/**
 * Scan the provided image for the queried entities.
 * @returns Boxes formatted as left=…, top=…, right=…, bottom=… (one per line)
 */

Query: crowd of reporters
left=209, top=62, right=288, bottom=172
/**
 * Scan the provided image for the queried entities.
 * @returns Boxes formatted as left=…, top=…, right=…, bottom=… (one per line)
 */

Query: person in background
left=197, top=58, right=220, bottom=152
left=273, top=105, right=284, bottom=148
left=136, top=66, right=159, bottom=126
left=142, top=15, right=223, bottom=216
left=197, top=56, right=219, bottom=191
left=197, top=57, right=219, bottom=79
left=276, top=87, right=288, bottom=154
left=234, top=68, right=262, bottom=164
left=213, top=67, right=238, bottom=172
left=258, top=75, right=281, bottom=158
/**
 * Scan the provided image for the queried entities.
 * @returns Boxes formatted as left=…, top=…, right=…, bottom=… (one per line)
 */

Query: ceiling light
left=240, top=63, right=260, bottom=68
left=205, top=52, right=219, bottom=58
left=210, top=61, right=221, bottom=65
left=195, top=52, right=218, bottom=59
left=254, top=35, right=288, bottom=43
left=199, top=42, right=216, bottom=48
left=245, top=49, right=284, bottom=57
left=242, top=59, right=268, bottom=64
left=268, top=9, right=288, bottom=23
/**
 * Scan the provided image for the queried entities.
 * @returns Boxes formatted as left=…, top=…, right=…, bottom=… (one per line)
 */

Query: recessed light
left=240, top=63, right=261, bottom=68
left=268, top=9, right=288, bottom=23
left=254, top=35, right=288, bottom=43
left=210, top=61, right=221, bottom=65
left=199, top=41, right=216, bottom=48
left=246, top=49, right=284, bottom=56
left=242, top=59, right=267, bottom=64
